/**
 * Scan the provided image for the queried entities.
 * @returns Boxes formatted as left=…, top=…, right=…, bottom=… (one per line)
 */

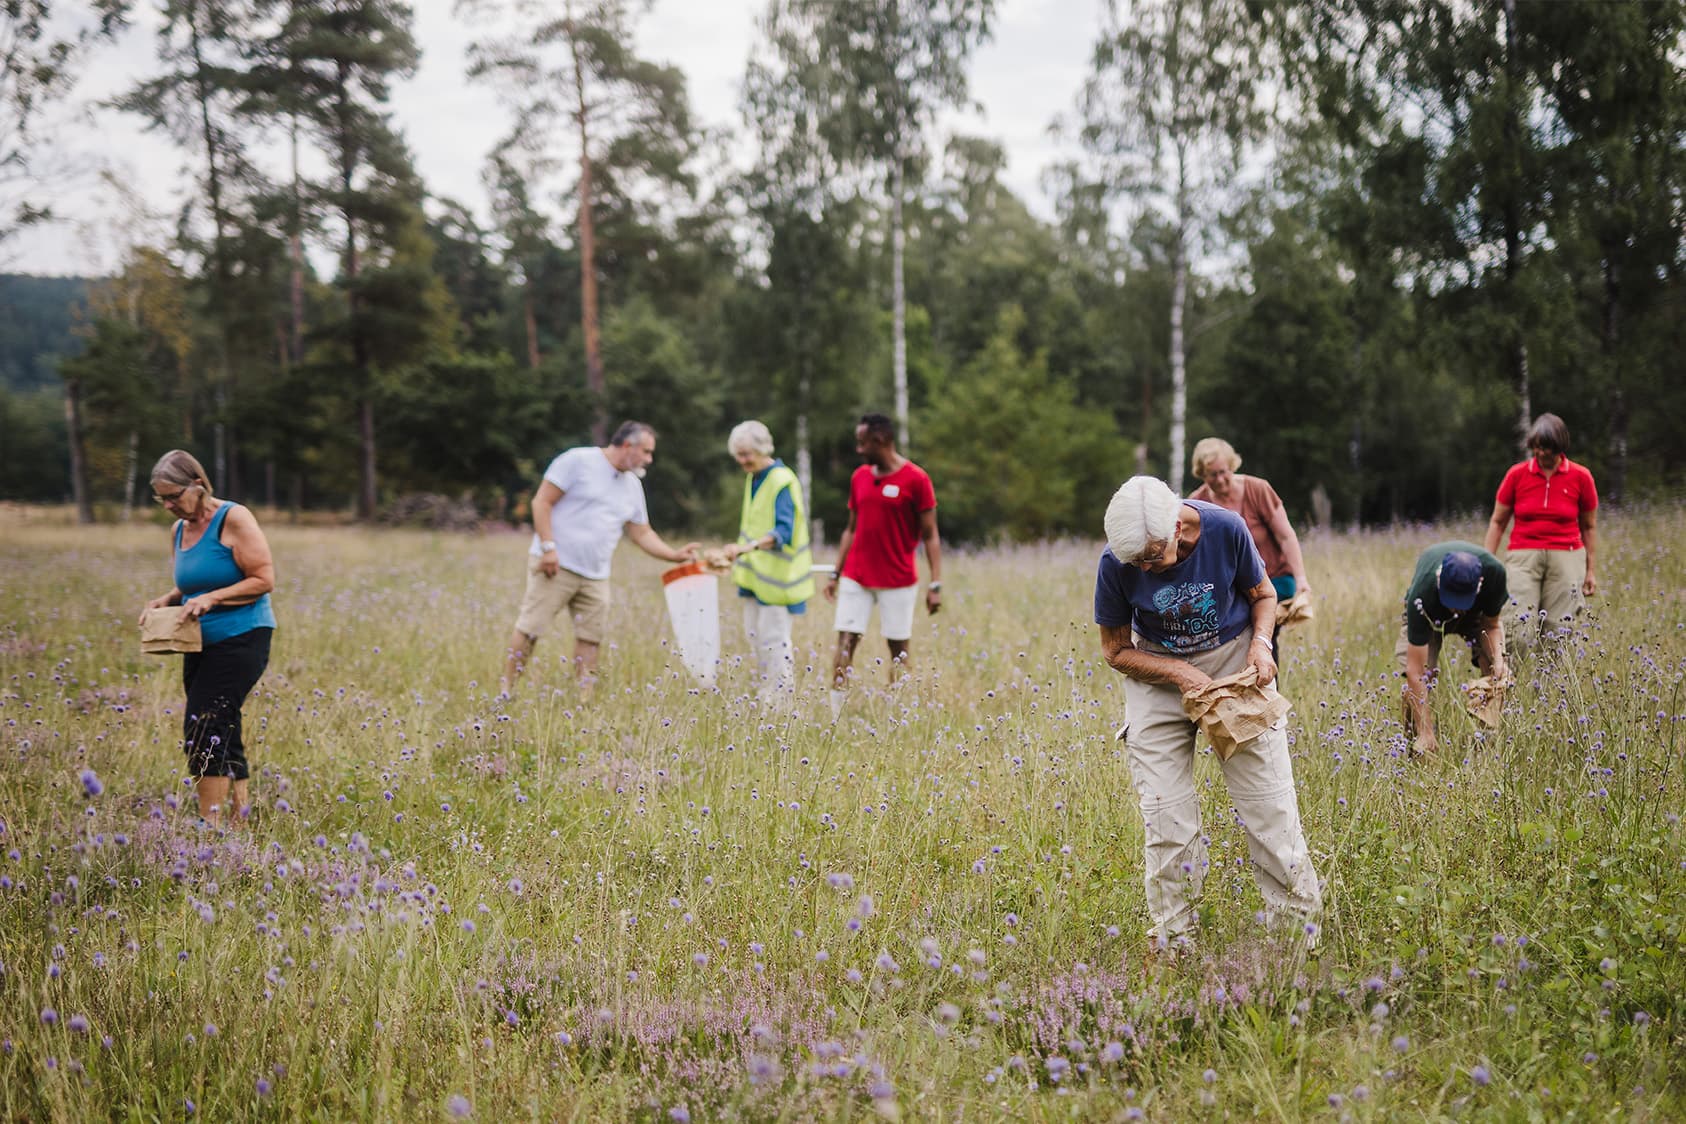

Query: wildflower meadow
left=1, top=506, right=1682, bottom=1120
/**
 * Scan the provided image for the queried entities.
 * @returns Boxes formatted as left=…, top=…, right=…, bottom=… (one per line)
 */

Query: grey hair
left=150, top=449, right=213, bottom=495
left=1104, top=476, right=1181, bottom=563
left=609, top=420, right=656, bottom=447
left=727, top=420, right=775, bottom=458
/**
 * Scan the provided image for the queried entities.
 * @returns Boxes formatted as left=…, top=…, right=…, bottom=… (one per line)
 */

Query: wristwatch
left=928, top=581, right=943, bottom=592
left=540, top=540, right=557, bottom=553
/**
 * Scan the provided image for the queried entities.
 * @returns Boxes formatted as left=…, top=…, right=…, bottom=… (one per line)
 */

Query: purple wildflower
left=80, top=769, right=103, bottom=797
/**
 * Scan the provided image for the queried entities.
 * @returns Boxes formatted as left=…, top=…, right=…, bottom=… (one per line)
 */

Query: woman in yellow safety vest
left=721, top=420, right=813, bottom=700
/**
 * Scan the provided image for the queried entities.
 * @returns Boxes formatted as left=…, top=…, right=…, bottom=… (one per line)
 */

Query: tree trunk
left=892, top=156, right=909, bottom=449
left=1501, top=0, right=1530, bottom=440
left=1168, top=220, right=1188, bottom=493
left=122, top=429, right=138, bottom=522
left=189, top=0, right=238, bottom=497
left=334, top=61, right=376, bottom=521
left=359, top=398, right=377, bottom=519
left=1603, top=257, right=1626, bottom=505
left=64, top=378, right=94, bottom=524
left=571, top=26, right=605, bottom=444
left=523, top=281, right=541, bottom=370
left=289, top=116, right=305, bottom=366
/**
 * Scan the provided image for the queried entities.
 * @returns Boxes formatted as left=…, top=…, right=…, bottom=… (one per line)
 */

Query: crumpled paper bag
left=140, top=606, right=202, bottom=655
left=1181, top=666, right=1291, bottom=760
left=1275, top=591, right=1315, bottom=629
left=1462, top=674, right=1512, bottom=728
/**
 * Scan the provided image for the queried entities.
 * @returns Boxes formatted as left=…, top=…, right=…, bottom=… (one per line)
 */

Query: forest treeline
left=2, top=0, right=1682, bottom=541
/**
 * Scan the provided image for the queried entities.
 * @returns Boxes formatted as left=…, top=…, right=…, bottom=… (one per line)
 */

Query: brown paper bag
left=1181, top=666, right=1291, bottom=760
left=1462, top=674, right=1510, bottom=728
left=140, top=606, right=202, bottom=655
left=1275, top=591, right=1315, bottom=629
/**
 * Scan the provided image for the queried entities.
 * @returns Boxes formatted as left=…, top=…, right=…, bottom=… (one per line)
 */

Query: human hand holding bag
left=140, top=605, right=202, bottom=654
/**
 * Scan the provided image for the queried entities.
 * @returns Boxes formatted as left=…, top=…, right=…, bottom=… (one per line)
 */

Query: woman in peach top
left=1188, top=437, right=1311, bottom=669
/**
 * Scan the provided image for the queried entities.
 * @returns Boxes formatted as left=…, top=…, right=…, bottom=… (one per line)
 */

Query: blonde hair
left=150, top=449, right=213, bottom=495
left=727, top=420, right=775, bottom=458
left=1190, top=437, right=1242, bottom=478
left=1104, top=476, right=1181, bottom=563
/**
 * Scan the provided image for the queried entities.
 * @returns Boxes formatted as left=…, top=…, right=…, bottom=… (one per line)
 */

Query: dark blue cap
left=1437, top=551, right=1484, bottom=612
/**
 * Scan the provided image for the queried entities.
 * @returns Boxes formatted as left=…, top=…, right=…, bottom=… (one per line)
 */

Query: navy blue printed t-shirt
left=1093, top=500, right=1266, bottom=654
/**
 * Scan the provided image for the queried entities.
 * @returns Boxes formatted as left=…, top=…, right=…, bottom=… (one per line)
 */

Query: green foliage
left=5, top=0, right=1685, bottom=532
left=599, top=298, right=726, bottom=531
left=0, top=275, right=86, bottom=391
left=918, top=308, right=1121, bottom=542
left=0, top=385, right=67, bottom=499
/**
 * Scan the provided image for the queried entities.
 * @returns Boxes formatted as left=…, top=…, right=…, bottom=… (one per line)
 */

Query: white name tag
left=882, top=484, right=900, bottom=498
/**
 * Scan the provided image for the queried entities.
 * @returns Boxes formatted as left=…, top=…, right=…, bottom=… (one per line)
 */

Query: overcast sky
left=7, top=0, right=1102, bottom=277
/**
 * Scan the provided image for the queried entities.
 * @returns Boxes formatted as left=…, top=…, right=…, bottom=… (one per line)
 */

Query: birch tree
left=762, top=0, right=996, bottom=448
left=1079, top=0, right=1268, bottom=490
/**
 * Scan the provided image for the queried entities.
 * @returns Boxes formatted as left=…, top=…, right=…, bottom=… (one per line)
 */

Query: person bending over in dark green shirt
left=1395, top=542, right=1509, bottom=756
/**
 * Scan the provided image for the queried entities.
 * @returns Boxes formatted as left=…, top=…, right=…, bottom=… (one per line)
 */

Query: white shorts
left=834, top=576, right=918, bottom=642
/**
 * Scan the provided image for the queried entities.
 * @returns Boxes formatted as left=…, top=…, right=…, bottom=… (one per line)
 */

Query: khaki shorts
left=513, top=558, right=610, bottom=644
left=1504, top=548, right=1586, bottom=633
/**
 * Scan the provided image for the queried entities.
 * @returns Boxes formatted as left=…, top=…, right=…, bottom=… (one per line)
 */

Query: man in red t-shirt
left=823, top=413, right=943, bottom=708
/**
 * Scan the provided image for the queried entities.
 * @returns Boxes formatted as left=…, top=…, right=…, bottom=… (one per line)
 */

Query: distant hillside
left=0, top=274, right=89, bottom=391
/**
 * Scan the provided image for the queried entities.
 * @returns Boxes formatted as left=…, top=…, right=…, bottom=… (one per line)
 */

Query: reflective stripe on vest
left=734, top=465, right=814, bottom=606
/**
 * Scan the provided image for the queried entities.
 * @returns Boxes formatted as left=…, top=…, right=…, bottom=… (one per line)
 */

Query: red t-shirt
left=841, top=460, right=937, bottom=588
left=1495, top=456, right=1597, bottom=551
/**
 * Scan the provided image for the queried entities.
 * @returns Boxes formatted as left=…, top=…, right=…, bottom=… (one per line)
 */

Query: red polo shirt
left=841, top=460, right=936, bottom=588
left=1495, top=456, right=1597, bottom=550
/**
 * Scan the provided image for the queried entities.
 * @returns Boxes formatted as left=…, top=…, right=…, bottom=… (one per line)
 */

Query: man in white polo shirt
left=502, top=421, right=699, bottom=694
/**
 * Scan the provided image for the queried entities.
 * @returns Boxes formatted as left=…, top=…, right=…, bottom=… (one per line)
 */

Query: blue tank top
left=173, top=502, right=277, bottom=646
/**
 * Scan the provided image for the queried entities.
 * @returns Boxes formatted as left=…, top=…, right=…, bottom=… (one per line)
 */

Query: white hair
left=727, top=420, right=775, bottom=458
left=1104, top=476, right=1181, bottom=562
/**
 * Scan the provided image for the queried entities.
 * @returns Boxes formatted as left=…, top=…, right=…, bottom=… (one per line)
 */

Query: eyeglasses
left=152, top=484, right=195, bottom=505
left=1130, top=542, right=1170, bottom=567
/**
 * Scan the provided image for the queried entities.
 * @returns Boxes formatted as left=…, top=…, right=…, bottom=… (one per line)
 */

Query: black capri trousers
left=181, top=627, right=272, bottom=780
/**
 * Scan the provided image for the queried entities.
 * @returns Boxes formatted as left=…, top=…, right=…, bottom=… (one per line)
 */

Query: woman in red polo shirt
left=1483, top=413, right=1598, bottom=646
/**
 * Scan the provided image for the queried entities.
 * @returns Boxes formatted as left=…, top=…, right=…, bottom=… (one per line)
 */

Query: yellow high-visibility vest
left=734, top=464, right=813, bottom=606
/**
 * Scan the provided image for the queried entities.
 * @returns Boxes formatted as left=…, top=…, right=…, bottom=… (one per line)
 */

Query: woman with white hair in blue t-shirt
left=1093, top=475, right=1321, bottom=963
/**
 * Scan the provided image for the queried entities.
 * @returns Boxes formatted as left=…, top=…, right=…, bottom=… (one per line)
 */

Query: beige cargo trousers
left=1121, top=631, right=1323, bottom=947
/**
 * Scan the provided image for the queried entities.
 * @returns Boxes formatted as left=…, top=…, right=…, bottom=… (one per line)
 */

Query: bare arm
left=1099, top=624, right=1211, bottom=694
left=1265, top=503, right=1310, bottom=591
left=1483, top=501, right=1514, bottom=556
left=1403, top=642, right=1437, bottom=752
left=919, top=507, right=943, bottom=615
left=823, top=509, right=858, bottom=603
left=1243, top=578, right=1278, bottom=686
left=624, top=521, right=698, bottom=564
left=532, top=480, right=565, bottom=577
left=1579, top=507, right=1598, bottom=596
left=181, top=506, right=276, bottom=619
left=1477, top=613, right=1508, bottom=682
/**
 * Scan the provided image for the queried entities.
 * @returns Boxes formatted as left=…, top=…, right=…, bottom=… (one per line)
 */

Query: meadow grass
left=1, top=507, right=1682, bottom=1121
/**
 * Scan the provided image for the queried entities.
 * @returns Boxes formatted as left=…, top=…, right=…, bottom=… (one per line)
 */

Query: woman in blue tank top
left=140, top=450, right=277, bottom=828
